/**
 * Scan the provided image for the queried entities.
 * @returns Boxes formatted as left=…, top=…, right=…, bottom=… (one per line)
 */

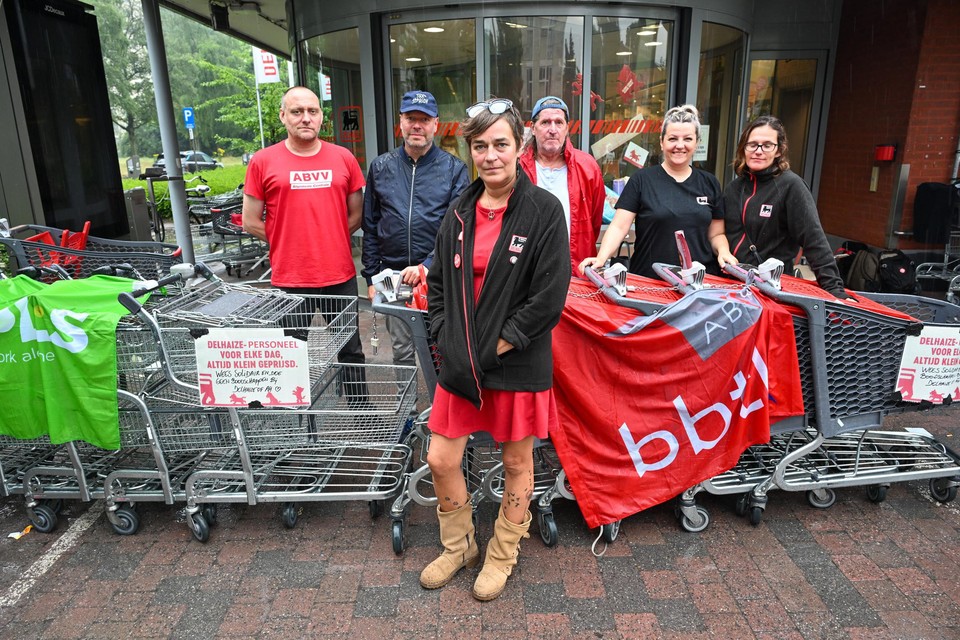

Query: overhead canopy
left=160, top=0, right=289, bottom=55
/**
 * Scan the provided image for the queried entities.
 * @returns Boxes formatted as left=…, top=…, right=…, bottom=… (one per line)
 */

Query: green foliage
left=88, top=0, right=156, bottom=157
left=121, top=165, right=248, bottom=219
left=92, top=0, right=290, bottom=161
left=196, top=58, right=292, bottom=152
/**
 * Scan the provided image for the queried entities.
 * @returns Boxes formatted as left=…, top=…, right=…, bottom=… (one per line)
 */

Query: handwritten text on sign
left=897, top=325, right=960, bottom=404
left=195, top=328, right=310, bottom=407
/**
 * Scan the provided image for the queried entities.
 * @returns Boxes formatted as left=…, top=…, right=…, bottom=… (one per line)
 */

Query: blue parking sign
left=183, top=107, right=195, bottom=130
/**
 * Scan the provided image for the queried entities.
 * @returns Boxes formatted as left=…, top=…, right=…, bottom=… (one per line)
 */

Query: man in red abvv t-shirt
left=243, top=86, right=367, bottom=399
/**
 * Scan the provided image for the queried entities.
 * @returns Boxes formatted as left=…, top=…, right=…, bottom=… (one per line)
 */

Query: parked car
left=154, top=151, right=223, bottom=172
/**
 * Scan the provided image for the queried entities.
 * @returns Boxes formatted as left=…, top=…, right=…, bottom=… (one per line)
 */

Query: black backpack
left=844, top=249, right=880, bottom=292
left=878, top=249, right=919, bottom=293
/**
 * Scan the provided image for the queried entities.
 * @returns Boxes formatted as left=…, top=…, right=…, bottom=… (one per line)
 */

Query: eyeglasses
left=745, top=141, right=779, bottom=153
left=466, top=99, right=514, bottom=118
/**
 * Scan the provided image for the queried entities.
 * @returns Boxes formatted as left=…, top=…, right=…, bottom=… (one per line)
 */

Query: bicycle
left=143, top=174, right=212, bottom=242
left=185, top=175, right=213, bottom=224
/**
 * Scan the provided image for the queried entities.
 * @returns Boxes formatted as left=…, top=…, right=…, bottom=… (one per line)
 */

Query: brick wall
left=899, top=0, right=960, bottom=246
left=818, top=0, right=960, bottom=248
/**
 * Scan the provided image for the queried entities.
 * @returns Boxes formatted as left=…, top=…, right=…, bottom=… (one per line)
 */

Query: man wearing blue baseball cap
left=520, top=96, right=605, bottom=269
left=362, top=91, right=468, bottom=367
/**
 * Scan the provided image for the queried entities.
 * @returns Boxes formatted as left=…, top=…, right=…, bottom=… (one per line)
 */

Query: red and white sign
left=897, top=325, right=960, bottom=403
left=623, top=141, right=649, bottom=169
left=252, top=47, right=281, bottom=84
left=319, top=72, right=332, bottom=100
left=195, top=328, right=310, bottom=407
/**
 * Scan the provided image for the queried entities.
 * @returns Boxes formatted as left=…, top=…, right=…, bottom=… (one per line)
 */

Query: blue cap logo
left=400, top=90, right=438, bottom=118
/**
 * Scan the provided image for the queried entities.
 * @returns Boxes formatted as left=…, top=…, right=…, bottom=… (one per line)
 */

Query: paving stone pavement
left=0, top=265, right=959, bottom=639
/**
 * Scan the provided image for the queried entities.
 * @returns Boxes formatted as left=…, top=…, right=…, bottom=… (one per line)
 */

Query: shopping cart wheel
left=538, top=511, right=559, bottom=547
left=189, top=513, right=210, bottom=542
left=201, top=504, right=218, bottom=527
left=369, top=500, right=384, bottom=518
left=30, top=504, right=58, bottom=534
left=748, top=506, right=763, bottom=526
left=929, top=477, right=958, bottom=503
left=391, top=519, right=405, bottom=555
left=601, top=520, right=621, bottom=542
left=281, top=503, right=299, bottom=529
left=865, top=484, right=889, bottom=503
left=680, top=506, right=710, bottom=533
left=806, top=488, right=836, bottom=509
left=111, top=506, right=140, bottom=536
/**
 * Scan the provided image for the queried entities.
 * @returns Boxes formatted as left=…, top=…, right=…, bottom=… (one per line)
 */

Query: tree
left=93, top=0, right=291, bottom=160
left=197, top=52, right=296, bottom=153
left=90, top=0, right=157, bottom=159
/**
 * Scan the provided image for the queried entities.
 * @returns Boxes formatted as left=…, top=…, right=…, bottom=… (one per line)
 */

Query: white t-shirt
left=535, top=161, right=570, bottom=237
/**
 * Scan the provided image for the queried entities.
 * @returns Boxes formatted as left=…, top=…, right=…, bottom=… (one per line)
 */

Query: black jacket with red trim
left=723, top=168, right=845, bottom=296
left=427, top=170, right=571, bottom=408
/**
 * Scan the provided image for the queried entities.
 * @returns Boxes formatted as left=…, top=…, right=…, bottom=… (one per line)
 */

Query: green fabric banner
left=0, top=275, right=148, bottom=450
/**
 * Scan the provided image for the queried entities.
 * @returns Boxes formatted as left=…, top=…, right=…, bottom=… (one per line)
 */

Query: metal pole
left=256, top=76, right=265, bottom=149
left=141, top=0, right=194, bottom=262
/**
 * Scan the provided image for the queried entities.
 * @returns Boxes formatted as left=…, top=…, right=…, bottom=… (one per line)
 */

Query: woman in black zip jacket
left=723, top=115, right=847, bottom=297
left=418, top=99, right=571, bottom=602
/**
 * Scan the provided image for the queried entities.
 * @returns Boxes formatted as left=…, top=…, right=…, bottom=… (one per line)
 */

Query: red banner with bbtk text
left=550, top=281, right=805, bottom=528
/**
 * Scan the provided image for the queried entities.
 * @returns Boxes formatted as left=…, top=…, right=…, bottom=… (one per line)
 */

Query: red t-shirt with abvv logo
left=245, top=140, right=365, bottom=288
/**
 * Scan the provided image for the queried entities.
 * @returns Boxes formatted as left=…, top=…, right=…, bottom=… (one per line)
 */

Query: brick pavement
left=0, top=265, right=959, bottom=639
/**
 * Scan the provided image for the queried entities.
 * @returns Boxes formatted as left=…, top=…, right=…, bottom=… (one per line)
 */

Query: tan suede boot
left=419, top=503, right=480, bottom=589
left=472, top=508, right=531, bottom=601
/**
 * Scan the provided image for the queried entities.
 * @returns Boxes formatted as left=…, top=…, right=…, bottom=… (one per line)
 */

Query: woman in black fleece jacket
left=723, top=115, right=847, bottom=297
left=418, top=99, right=571, bottom=602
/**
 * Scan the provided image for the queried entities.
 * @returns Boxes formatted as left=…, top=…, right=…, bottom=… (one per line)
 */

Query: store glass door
left=745, top=53, right=825, bottom=184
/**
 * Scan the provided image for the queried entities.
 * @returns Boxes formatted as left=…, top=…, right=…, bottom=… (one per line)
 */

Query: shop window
left=589, top=17, right=674, bottom=185
left=388, top=19, right=476, bottom=161
left=483, top=16, right=585, bottom=127
left=300, top=27, right=366, bottom=167
left=696, top=22, right=746, bottom=184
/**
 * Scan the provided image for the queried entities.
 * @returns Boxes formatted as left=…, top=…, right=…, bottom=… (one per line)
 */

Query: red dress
left=428, top=203, right=559, bottom=442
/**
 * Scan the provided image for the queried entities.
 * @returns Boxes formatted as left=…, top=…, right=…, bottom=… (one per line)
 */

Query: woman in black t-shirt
left=579, top=105, right=736, bottom=278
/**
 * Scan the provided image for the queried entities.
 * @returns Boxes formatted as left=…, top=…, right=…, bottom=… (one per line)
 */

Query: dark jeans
left=281, top=279, right=368, bottom=405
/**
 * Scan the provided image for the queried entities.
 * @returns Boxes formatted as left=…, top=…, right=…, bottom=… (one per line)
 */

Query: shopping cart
left=8, top=270, right=193, bottom=533
left=713, top=262, right=960, bottom=524
left=0, top=223, right=183, bottom=281
left=575, top=262, right=960, bottom=532
left=371, top=293, right=584, bottom=555
left=116, top=284, right=415, bottom=542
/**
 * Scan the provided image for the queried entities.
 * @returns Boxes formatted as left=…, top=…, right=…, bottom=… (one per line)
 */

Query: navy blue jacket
left=361, top=144, right=468, bottom=285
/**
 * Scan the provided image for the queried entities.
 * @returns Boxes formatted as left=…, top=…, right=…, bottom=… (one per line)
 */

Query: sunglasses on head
left=466, top=98, right=514, bottom=118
